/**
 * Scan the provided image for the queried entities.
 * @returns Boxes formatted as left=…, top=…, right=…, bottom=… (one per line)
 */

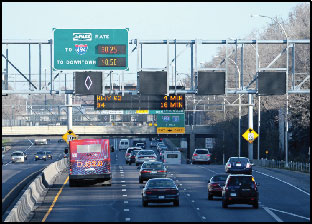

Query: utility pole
left=67, top=94, right=72, bottom=130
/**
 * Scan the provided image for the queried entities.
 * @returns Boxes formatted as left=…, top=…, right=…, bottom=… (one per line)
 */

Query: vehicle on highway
left=150, top=140, right=157, bottom=148
left=139, top=161, right=167, bottom=183
left=58, top=139, right=65, bottom=143
left=34, top=151, right=47, bottom=161
left=125, top=147, right=142, bottom=164
left=222, top=174, right=259, bottom=208
left=34, top=139, right=48, bottom=145
left=45, top=151, right=53, bottom=160
left=129, top=150, right=141, bottom=165
left=192, top=149, right=211, bottom=164
left=159, top=146, right=169, bottom=160
left=157, top=142, right=166, bottom=152
left=64, top=147, right=69, bottom=158
left=208, top=173, right=229, bottom=200
left=162, top=151, right=181, bottom=164
left=142, top=178, right=179, bottom=207
left=225, top=157, right=253, bottom=174
left=69, top=139, right=111, bottom=187
left=136, top=142, right=145, bottom=149
left=119, top=139, right=130, bottom=151
left=11, top=151, right=27, bottom=163
left=135, top=150, right=157, bottom=166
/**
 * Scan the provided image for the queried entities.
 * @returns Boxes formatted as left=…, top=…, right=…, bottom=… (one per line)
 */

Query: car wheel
left=139, top=177, right=143, bottom=184
left=222, top=200, right=228, bottom=208
left=173, top=200, right=179, bottom=206
left=125, top=160, right=128, bottom=164
left=207, top=161, right=210, bottom=165
left=253, top=201, right=259, bottom=209
left=142, top=199, right=148, bottom=207
left=208, top=193, right=213, bottom=200
left=44, top=158, right=46, bottom=161
left=129, top=162, right=131, bottom=166
left=136, top=163, right=139, bottom=166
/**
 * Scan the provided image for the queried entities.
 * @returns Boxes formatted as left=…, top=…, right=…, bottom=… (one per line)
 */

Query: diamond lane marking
left=197, top=208, right=200, bottom=210
left=202, top=217, right=206, bottom=220
left=192, top=200, right=195, bottom=203
left=187, top=194, right=190, bottom=196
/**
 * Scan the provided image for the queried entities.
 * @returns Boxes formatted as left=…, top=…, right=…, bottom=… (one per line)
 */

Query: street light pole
left=251, top=13, right=290, bottom=166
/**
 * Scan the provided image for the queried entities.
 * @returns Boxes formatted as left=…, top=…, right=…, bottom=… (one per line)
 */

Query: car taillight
left=141, top=170, right=151, bottom=173
left=211, top=183, right=219, bottom=187
left=126, top=153, right=130, bottom=157
left=193, top=153, right=198, bottom=157
left=227, top=163, right=231, bottom=168
left=253, top=181, right=257, bottom=189
left=158, top=170, right=167, bottom=172
left=206, top=154, right=211, bottom=156
left=145, top=190, right=152, bottom=194
left=69, top=168, right=72, bottom=174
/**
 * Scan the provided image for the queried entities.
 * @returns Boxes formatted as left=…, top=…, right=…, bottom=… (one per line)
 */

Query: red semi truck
left=69, top=139, right=111, bottom=187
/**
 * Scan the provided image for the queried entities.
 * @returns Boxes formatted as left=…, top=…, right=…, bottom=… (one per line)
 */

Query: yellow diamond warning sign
left=157, top=127, right=185, bottom=134
left=62, top=129, right=78, bottom=144
left=242, top=128, right=259, bottom=143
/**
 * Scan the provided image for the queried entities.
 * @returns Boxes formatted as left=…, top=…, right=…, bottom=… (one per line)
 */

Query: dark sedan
left=222, top=174, right=259, bottom=208
left=208, top=173, right=228, bottom=200
left=129, top=150, right=141, bottom=165
left=142, top=178, right=179, bottom=207
left=225, top=157, right=253, bottom=174
left=45, top=151, right=53, bottom=160
left=34, top=151, right=47, bottom=161
left=139, top=161, right=167, bottom=183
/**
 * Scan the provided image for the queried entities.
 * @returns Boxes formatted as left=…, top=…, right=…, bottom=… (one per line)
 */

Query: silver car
left=135, top=150, right=157, bottom=166
left=192, top=149, right=211, bottom=164
left=11, top=151, right=27, bottom=163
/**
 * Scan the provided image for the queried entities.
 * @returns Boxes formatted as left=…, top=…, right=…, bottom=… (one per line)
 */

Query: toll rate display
left=94, top=94, right=185, bottom=110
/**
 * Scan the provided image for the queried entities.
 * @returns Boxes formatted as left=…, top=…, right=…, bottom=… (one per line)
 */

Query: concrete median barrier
left=4, top=158, right=68, bottom=222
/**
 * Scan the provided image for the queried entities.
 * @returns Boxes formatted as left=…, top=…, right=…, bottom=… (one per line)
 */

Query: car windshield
left=227, top=176, right=253, bottom=187
left=142, top=163, right=164, bottom=169
left=138, top=151, right=154, bottom=155
left=12, top=152, right=23, bottom=156
left=46, top=152, right=51, bottom=154
left=195, top=150, right=209, bottom=154
left=229, top=158, right=249, bottom=163
left=212, top=175, right=228, bottom=182
left=36, top=152, right=45, bottom=155
left=147, top=180, right=176, bottom=188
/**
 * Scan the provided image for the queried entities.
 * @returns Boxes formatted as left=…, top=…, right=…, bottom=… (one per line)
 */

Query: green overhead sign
left=53, top=28, right=129, bottom=70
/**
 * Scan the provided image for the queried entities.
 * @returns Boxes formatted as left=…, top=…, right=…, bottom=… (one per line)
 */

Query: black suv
left=222, top=174, right=259, bottom=208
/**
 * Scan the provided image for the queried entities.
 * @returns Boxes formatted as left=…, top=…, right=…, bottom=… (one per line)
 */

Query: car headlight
left=43, top=156, right=46, bottom=158
left=35, top=156, right=38, bottom=158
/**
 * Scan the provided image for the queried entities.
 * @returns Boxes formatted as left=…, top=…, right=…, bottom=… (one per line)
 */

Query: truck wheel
left=142, top=199, right=148, bottom=207
left=208, top=193, right=213, bottom=200
left=173, top=200, right=179, bottom=206
left=222, top=200, right=228, bottom=208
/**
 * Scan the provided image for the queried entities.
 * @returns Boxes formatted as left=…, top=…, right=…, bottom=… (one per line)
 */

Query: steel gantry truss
left=2, top=39, right=310, bottom=95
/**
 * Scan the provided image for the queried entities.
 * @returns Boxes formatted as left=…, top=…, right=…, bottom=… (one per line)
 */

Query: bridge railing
left=253, top=158, right=310, bottom=173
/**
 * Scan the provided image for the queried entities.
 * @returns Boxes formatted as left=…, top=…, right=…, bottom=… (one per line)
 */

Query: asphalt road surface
left=29, top=139, right=310, bottom=222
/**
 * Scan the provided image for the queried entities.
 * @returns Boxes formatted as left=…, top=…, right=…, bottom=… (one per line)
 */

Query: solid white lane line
left=267, top=207, right=310, bottom=221
left=263, top=207, right=283, bottom=222
left=254, top=170, right=310, bottom=196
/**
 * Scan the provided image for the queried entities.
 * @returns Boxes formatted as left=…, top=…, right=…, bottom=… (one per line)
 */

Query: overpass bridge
left=2, top=125, right=218, bottom=161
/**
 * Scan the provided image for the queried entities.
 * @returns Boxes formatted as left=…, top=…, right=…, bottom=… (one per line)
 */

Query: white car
left=192, top=149, right=211, bottom=164
left=135, top=150, right=157, bottom=166
left=34, top=139, right=48, bottom=145
left=11, top=151, right=27, bottom=163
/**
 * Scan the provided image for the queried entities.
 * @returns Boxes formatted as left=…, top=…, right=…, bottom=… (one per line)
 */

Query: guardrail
left=4, top=158, right=69, bottom=222
left=253, top=159, right=310, bottom=173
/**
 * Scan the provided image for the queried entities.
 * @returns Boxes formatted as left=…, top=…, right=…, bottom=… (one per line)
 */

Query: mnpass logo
left=73, top=33, right=92, bottom=41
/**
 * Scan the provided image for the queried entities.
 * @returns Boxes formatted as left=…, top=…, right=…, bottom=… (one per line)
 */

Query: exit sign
left=53, top=28, right=128, bottom=70
left=156, top=112, right=185, bottom=134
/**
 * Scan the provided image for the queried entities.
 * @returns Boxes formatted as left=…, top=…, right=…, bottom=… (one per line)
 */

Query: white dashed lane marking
left=124, top=209, right=130, bottom=212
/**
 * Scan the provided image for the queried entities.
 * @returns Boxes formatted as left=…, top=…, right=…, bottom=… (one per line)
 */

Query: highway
left=26, top=139, right=310, bottom=222
left=2, top=139, right=67, bottom=217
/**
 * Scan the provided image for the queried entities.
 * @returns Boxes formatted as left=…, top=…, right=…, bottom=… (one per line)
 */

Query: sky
left=2, top=2, right=302, bottom=89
